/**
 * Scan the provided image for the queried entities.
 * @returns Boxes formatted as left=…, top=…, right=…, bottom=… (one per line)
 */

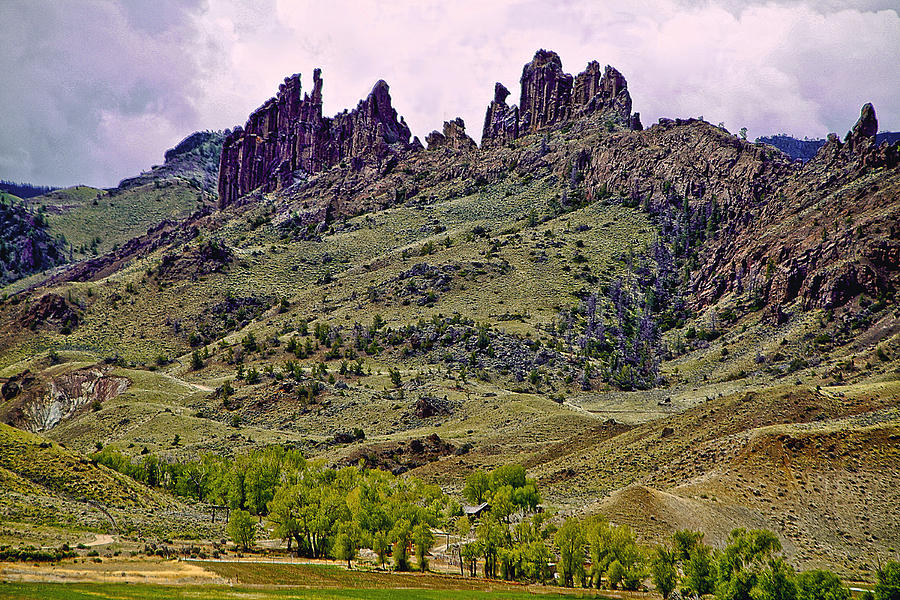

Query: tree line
left=0, top=180, right=57, bottom=199
left=93, top=447, right=899, bottom=597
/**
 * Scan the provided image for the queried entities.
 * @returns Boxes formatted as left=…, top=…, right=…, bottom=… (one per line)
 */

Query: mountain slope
left=0, top=49, right=897, bottom=576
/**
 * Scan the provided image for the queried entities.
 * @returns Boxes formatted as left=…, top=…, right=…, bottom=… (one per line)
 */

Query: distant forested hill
left=758, top=131, right=900, bottom=161
left=0, top=180, right=58, bottom=199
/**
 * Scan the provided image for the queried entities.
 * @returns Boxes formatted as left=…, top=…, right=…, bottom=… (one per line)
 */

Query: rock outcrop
left=21, top=293, right=80, bottom=332
left=218, top=70, right=416, bottom=208
left=482, top=50, right=638, bottom=147
left=2, top=368, right=129, bottom=432
left=0, top=198, right=67, bottom=286
left=425, top=118, right=477, bottom=152
left=482, top=83, right=520, bottom=146
left=519, top=49, right=574, bottom=133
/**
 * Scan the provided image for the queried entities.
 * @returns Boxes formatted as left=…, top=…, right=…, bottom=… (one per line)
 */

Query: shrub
left=876, top=561, right=900, bottom=600
left=796, top=569, right=850, bottom=600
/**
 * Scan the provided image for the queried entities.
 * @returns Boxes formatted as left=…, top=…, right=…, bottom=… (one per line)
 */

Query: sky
left=1, top=0, right=898, bottom=189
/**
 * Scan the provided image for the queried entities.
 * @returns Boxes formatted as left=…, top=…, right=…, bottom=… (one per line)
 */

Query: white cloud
left=1, top=0, right=898, bottom=187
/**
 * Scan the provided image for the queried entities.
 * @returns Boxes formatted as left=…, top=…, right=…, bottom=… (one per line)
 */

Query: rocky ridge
left=758, top=130, right=900, bottom=162
left=217, top=49, right=641, bottom=210
left=119, top=130, right=225, bottom=193
left=0, top=195, right=67, bottom=285
left=425, top=118, right=477, bottom=152
left=690, top=104, right=900, bottom=315
left=29, top=50, right=897, bottom=326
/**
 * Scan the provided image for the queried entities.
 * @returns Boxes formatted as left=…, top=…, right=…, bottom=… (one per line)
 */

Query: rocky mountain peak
left=218, top=70, right=415, bottom=208
left=482, top=49, right=640, bottom=148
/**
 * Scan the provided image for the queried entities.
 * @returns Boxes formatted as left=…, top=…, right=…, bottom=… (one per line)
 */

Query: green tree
left=227, top=509, right=256, bottom=551
left=651, top=545, right=678, bottom=599
left=876, top=561, right=900, bottom=600
left=721, top=569, right=759, bottom=600
left=413, top=523, right=434, bottom=572
left=585, top=519, right=645, bottom=591
left=608, top=559, right=625, bottom=589
left=477, top=517, right=506, bottom=579
left=389, top=368, right=402, bottom=388
left=555, top=517, right=585, bottom=587
left=461, top=542, right=480, bottom=577
left=523, top=539, right=550, bottom=584
left=491, top=464, right=526, bottom=489
left=491, top=485, right=515, bottom=523
left=753, top=557, right=796, bottom=600
left=191, top=349, right=204, bottom=370
left=673, top=529, right=704, bottom=562
left=499, top=546, right=522, bottom=581
left=333, top=532, right=356, bottom=568
left=717, top=529, right=783, bottom=600
left=392, top=519, right=412, bottom=571
left=267, top=484, right=304, bottom=554
left=795, top=569, right=850, bottom=600
left=684, top=544, right=716, bottom=598
left=373, top=531, right=389, bottom=570
left=462, top=469, right=491, bottom=504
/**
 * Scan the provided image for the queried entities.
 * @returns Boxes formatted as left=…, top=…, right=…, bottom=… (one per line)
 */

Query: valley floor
left=0, top=559, right=623, bottom=599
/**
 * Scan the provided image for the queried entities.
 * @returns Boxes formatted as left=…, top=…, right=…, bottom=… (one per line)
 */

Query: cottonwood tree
left=227, top=510, right=256, bottom=551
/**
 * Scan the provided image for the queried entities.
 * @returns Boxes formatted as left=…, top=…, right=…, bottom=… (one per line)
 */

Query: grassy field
left=0, top=583, right=614, bottom=600
left=0, top=561, right=615, bottom=599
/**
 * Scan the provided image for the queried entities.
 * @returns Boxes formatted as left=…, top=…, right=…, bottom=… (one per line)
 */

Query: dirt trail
left=157, top=371, right=215, bottom=393
left=85, top=533, right=116, bottom=547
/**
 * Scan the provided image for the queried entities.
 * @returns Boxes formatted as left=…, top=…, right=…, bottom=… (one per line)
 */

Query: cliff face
left=482, top=50, right=638, bottom=147
left=218, top=70, right=415, bottom=208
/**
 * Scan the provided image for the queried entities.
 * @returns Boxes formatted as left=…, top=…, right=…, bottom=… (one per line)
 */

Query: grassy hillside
left=0, top=422, right=162, bottom=507
left=27, top=182, right=208, bottom=260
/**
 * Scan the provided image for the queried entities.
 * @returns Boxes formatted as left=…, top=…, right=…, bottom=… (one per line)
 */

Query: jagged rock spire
left=218, top=70, right=415, bottom=208
left=481, top=49, right=639, bottom=148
